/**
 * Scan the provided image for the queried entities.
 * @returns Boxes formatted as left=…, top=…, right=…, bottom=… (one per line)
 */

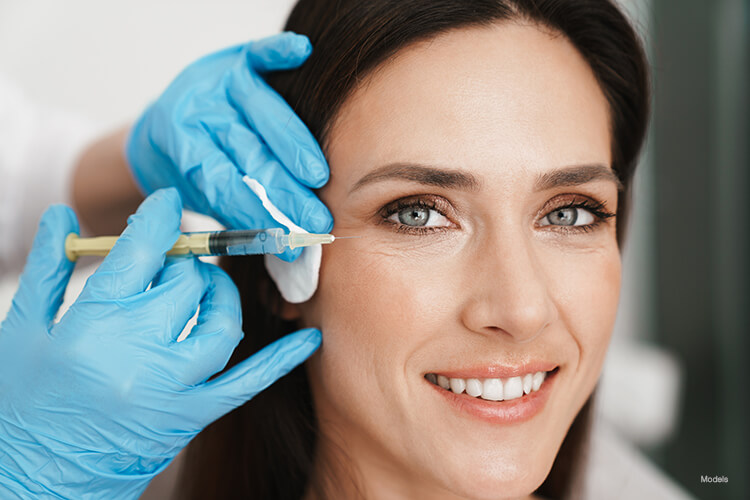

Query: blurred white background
left=0, top=1, right=297, bottom=128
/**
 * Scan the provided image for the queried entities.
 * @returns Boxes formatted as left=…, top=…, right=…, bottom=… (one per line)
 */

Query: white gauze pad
left=242, top=176, right=321, bottom=303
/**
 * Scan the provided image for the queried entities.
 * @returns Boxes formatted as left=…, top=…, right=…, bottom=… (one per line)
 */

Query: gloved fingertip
left=249, top=32, right=313, bottom=71
left=315, top=217, right=335, bottom=236
left=301, top=152, right=330, bottom=188
left=128, top=188, right=183, bottom=228
left=276, top=31, right=311, bottom=52
left=285, top=328, right=322, bottom=356
left=152, top=186, right=182, bottom=207
left=305, top=204, right=334, bottom=235
left=40, top=204, right=80, bottom=237
left=23, top=205, right=79, bottom=273
left=289, top=33, right=312, bottom=58
left=299, top=327, right=322, bottom=346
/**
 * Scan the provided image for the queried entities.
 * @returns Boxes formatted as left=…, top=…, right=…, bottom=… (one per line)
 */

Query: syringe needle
left=331, top=235, right=362, bottom=240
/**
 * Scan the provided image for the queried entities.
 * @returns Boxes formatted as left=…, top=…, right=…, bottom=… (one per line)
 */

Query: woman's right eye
left=387, top=205, right=450, bottom=228
left=380, top=196, right=455, bottom=234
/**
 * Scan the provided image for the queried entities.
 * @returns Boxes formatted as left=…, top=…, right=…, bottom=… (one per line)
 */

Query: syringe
left=65, top=228, right=349, bottom=261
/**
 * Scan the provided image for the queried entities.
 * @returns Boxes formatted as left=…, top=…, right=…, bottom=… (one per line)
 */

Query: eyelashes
left=378, top=196, right=454, bottom=235
left=537, top=197, right=616, bottom=234
left=378, top=194, right=616, bottom=235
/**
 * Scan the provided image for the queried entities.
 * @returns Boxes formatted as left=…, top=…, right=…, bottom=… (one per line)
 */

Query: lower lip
left=428, top=369, right=558, bottom=425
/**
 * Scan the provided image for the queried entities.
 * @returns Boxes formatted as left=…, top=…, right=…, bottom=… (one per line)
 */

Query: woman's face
left=294, top=22, right=620, bottom=499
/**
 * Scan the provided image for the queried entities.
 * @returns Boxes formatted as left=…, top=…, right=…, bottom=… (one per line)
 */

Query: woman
left=177, top=0, right=650, bottom=498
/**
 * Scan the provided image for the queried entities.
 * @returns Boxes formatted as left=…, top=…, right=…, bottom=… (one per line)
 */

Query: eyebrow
left=533, top=164, right=623, bottom=192
left=350, top=163, right=480, bottom=193
left=349, top=162, right=622, bottom=193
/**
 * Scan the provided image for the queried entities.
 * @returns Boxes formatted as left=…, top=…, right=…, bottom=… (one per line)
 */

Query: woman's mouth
left=425, top=368, right=557, bottom=402
left=424, top=367, right=560, bottom=424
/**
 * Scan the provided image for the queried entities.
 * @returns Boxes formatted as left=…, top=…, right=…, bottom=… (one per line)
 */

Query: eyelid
left=536, top=193, right=614, bottom=220
left=379, top=194, right=458, bottom=223
left=378, top=194, right=460, bottom=233
left=535, top=193, right=616, bottom=234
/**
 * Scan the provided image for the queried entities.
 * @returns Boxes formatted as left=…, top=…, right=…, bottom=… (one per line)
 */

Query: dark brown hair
left=176, top=1, right=650, bottom=498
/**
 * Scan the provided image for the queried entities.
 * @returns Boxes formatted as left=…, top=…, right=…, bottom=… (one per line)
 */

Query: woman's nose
left=459, top=234, right=558, bottom=344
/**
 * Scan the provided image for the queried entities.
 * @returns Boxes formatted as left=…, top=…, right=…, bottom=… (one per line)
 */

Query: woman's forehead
left=325, top=22, right=612, bottom=190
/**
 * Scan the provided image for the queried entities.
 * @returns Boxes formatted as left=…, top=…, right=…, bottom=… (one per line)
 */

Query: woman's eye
left=387, top=205, right=450, bottom=228
left=541, top=207, right=595, bottom=227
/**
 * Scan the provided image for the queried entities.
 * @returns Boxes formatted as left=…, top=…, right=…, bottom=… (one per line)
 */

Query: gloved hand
left=126, top=32, right=332, bottom=262
left=0, top=189, right=321, bottom=500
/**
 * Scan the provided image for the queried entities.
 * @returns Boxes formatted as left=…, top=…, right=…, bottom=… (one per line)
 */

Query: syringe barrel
left=65, top=228, right=312, bottom=261
left=203, top=228, right=286, bottom=255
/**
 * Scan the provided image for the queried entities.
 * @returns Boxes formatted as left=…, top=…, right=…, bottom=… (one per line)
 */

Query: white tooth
left=482, top=378, right=504, bottom=401
left=523, top=374, right=533, bottom=395
left=465, top=378, right=483, bottom=397
left=532, top=371, right=545, bottom=391
left=437, top=375, right=451, bottom=390
left=504, top=376, right=524, bottom=400
left=426, top=373, right=437, bottom=385
left=450, top=378, right=466, bottom=394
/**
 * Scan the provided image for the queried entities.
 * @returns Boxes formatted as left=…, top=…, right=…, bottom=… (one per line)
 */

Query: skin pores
left=291, top=22, right=621, bottom=500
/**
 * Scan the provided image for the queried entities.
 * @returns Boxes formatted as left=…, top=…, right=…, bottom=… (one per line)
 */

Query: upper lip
left=428, top=362, right=558, bottom=379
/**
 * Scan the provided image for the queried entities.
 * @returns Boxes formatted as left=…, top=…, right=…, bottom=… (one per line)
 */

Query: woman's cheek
left=545, top=244, right=621, bottom=393
left=318, top=244, right=439, bottom=328
left=305, top=244, right=455, bottom=424
left=311, top=242, right=461, bottom=369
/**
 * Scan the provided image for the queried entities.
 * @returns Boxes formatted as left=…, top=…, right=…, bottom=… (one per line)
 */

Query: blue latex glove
left=126, top=32, right=332, bottom=262
left=0, top=189, right=321, bottom=499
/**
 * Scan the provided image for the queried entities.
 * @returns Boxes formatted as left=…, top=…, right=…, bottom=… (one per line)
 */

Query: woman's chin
left=413, top=444, right=554, bottom=500
left=435, top=465, right=549, bottom=500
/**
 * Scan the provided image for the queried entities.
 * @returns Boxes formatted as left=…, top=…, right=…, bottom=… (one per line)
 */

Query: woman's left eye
left=538, top=198, right=616, bottom=232
left=540, top=206, right=595, bottom=227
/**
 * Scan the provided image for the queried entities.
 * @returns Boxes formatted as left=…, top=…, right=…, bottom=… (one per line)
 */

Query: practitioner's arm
left=72, top=126, right=141, bottom=236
